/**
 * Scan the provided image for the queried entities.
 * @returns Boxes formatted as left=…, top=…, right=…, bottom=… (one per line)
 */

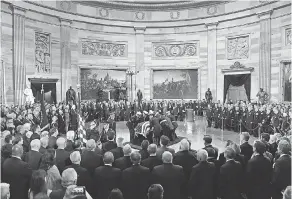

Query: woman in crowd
left=39, top=149, right=62, bottom=190
left=29, top=169, right=47, bottom=199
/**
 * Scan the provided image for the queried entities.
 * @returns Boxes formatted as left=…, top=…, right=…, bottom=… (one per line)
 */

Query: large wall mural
left=227, top=35, right=249, bottom=60
left=81, top=39, right=127, bottom=57
left=152, top=42, right=198, bottom=58
left=35, top=32, right=51, bottom=74
left=80, top=69, right=127, bottom=101
left=153, top=69, right=198, bottom=99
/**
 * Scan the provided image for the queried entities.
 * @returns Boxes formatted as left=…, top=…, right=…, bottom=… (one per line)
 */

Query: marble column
left=0, top=60, right=6, bottom=104
left=257, top=10, right=273, bottom=95
left=205, top=22, right=218, bottom=101
left=134, top=26, right=146, bottom=100
left=60, top=18, right=72, bottom=101
left=10, top=5, right=26, bottom=105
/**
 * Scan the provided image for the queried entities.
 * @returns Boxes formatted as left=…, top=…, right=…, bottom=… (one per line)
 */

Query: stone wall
left=1, top=0, right=291, bottom=104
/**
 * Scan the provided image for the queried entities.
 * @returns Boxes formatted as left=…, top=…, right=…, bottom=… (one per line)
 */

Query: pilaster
left=10, top=5, right=26, bottom=105
left=134, top=26, right=146, bottom=100
left=205, top=22, right=218, bottom=101
left=257, top=10, right=273, bottom=95
left=60, top=18, right=72, bottom=101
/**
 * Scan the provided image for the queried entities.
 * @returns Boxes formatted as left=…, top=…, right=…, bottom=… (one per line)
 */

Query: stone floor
left=114, top=116, right=257, bottom=153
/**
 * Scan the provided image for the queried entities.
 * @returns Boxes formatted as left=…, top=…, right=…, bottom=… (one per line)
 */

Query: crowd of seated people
left=1, top=117, right=291, bottom=199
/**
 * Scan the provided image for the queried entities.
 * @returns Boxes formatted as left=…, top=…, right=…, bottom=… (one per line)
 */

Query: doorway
left=31, top=83, right=57, bottom=104
left=223, top=74, right=251, bottom=103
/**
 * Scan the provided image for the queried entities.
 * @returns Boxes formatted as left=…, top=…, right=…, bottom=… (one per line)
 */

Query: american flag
left=77, top=114, right=87, bottom=145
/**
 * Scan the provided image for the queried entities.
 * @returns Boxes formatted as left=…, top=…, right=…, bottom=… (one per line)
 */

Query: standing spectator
left=94, top=152, right=121, bottom=199
left=152, top=152, right=185, bottom=199
left=110, top=137, right=124, bottom=160
left=246, top=141, right=272, bottom=199
left=147, top=184, right=164, bottom=199
left=240, top=132, right=253, bottom=162
left=24, top=139, right=42, bottom=170
left=156, top=136, right=175, bottom=160
left=189, top=149, right=216, bottom=199
left=114, top=144, right=132, bottom=171
left=283, top=186, right=291, bottom=199
left=64, top=131, right=75, bottom=152
left=39, top=137, right=48, bottom=154
left=121, top=152, right=150, bottom=199
left=139, top=140, right=150, bottom=161
left=272, top=140, right=291, bottom=199
left=29, top=169, right=47, bottom=199
left=102, top=130, right=117, bottom=153
left=108, top=189, right=124, bottom=199
left=55, top=137, right=70, bottom=174
left=173, top=139, right=198, bottom=199
left=2, top=145, right=32, bottom=199
left=141, top=144, right=162, bottom=172
left=202, top=135, right=218, bottom=162
left=39, top=149, right=62, bottom=190
left=81, top=139, right=103, bottom=176
left=48, top=128, right=58, bottom=149
left=218, top=147, right=243, bottom=199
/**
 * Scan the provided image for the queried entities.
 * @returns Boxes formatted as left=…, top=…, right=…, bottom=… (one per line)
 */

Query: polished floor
left=114, top=116, right=257, bottom=153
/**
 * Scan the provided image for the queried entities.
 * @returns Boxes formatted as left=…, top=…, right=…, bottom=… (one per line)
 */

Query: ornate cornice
left=77, top=1, right=228, bottom=10
left=257, top=9, right=273, bottom=19
left=9, top=4, right=27, bottom=16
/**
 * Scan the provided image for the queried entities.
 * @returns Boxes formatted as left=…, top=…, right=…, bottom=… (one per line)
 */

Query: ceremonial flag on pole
left=78, top=114, right=87, bottom=145
left=40, top=84, right=49, bottom=130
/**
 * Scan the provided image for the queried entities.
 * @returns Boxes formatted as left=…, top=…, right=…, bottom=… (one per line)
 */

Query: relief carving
left=135, top=12, right=145, bottom=20
left=286, top=28, right=291, bottom=45
left=35, top=32, right=51, bottom=74
left=207, top=6, right=217, bottom=15
left=81, top=39, right=127, bottom=57
left=99, top=8, right=109, bottom=18
left=227, top=35, right=249, bottom=60
left=60, top=0, right=72, bottom=12
left=170, top=11, right=180, bottom=19
left=153, top=43, right=198, bottom=58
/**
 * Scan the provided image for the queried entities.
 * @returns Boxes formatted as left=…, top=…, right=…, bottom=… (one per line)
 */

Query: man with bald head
left=189, top=149, right=216, bottom=199
left=110, top=137, right=124, bottom=160
left=114, top=144, right=132, bottom=170
left=24, top=139, right=42, bottom=170
left=55, top=137, right=70, bottom=174
left=152, top=151, right=185, bottom=199
left=65, top=151, right=92, bottom=196
left=2, top=145, right=32, bottom=199
left=121, top=151, right=150, bottom=199
left=94, top=152, right=121, bottom=199
left=141, top=144, right=162, bottom=171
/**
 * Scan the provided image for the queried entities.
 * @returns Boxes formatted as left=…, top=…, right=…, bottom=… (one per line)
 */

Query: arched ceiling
left=77, top=0, right=228, bottom=10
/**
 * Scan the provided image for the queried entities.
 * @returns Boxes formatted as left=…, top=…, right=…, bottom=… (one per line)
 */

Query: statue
left=66, top=86, right=76, bottom=106
left=23, top=83, right=35, bottom=104
left=205, top=88, right=213, bottom=103
left=256, top=88, right=269, bottom=105
left=137, top=89, right=143, bottom=107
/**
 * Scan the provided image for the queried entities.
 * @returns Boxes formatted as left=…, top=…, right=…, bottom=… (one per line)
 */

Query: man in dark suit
left=148, top=184, right=164, bottom=199
left=218, top=147, right=243, bottom=199
left=2, top=145, right=32, bottom=199
left=152, top=151, right=185, bottom=199
left=272, top=140, right=291, bottom=199
left=122, top=151, right=151, bottom=199
left=39, top=137, right=48, bottom=154
left=141, top=144, right=162, bottom=171
left=64, top=151, right=93, bottom=196
left=240, top=132, right=253, bottom=162
left=149, top=111, right=162, bottom=145
left=55, top=137, right=70, bottom=174
left=110, top=137, right=124, bottom=160
left=156, top=135, right=175, bottom=160
left=114, top=144, right=132, bottom=170
left=64, top=131, right=75, bottom=152
left=102, top=129, right=117, bottom=153
left=94, top=152, right=121, bottom=199
left=188, top=149, right=216, bottom=199
left=48, top=128, right=58, bottom=149
left=81, top=139, right=103, bottom=176
left=202, top=135, right=218, bottom=162
left=30, top=124, right=41, bottom=142
left=24, top=139, right=42, bottom=170
left=246, top=140, right=272, bottom=199
left=173, top=139, right=198, bottom=199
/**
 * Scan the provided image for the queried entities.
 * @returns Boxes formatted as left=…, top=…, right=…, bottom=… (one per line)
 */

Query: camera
left=71, top=186, right=86, bottom=196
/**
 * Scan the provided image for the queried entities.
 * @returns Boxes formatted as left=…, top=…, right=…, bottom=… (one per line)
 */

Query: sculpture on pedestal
left=23, top=83, right=35, bottom=104
left=205, top=88, right=213, bottom=103
left=66, top=86, right=76, bottom=106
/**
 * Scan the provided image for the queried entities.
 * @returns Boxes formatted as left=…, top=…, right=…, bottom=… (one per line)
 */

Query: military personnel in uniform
left=206, top=104, right=213, bottom=128
left=245, top=106, right=254, bottom=135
